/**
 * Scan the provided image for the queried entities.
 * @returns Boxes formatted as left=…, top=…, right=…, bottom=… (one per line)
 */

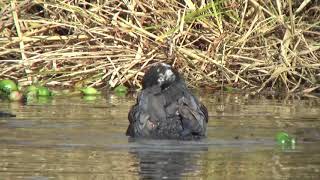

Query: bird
left=126, top=63, right=208, bottom=139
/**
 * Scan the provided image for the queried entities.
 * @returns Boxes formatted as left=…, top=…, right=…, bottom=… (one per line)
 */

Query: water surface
left=0, top=93, right=319, bottom=179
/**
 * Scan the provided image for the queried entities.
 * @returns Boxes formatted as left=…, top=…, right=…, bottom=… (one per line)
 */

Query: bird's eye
left=158, top=76, right=164, bottom=84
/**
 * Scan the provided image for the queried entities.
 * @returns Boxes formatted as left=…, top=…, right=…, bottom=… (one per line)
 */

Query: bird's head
left=142, top=63, right=181, bottom=90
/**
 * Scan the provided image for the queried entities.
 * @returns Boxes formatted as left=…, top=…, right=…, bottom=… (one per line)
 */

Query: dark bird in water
left=126, top=63, right=208, bottom=139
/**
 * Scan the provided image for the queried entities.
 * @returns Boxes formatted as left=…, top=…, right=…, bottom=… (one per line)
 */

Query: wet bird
left=126, top=63, right=208, bottom=139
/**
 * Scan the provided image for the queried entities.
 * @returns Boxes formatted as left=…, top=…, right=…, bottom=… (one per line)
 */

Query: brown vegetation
left=0, top=0, right=319, bottom=93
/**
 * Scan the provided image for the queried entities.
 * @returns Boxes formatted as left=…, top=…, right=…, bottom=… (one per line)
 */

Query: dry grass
left=0, top=0, right=319, bottom=93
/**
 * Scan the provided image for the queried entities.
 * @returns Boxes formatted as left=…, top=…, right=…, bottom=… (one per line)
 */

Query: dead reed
left=0, top=0, right=319, bottom=93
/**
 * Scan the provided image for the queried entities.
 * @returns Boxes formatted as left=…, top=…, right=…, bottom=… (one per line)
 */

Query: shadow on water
left=0, top=93, right=320, bottom=179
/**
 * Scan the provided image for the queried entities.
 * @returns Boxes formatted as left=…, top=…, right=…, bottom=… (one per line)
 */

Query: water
left=0, top=93, right=320, bottom=179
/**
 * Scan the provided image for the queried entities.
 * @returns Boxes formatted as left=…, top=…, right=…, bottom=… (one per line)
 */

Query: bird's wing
left=127, top=88, right=166, bottom=137
left=127, top=102, right=155, bottom=137
left=200, top=103, right=208, bottom=123
left=177, top=95, right=207, bottom=135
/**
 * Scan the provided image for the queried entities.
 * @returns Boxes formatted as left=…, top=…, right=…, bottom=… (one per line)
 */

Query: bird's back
left=127, top=82, right=207, bottom=139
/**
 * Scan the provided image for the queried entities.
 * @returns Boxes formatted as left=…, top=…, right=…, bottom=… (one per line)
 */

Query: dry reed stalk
left=0, top=0, right=319, bottom=93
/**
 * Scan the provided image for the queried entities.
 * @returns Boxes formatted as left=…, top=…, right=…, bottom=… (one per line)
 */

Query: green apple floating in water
left=80, top=87, right=100, bottom=96
left=0, top=79, right=18, bottom=93
left=26, top=85, right=38, bottom=93
left=36, top=86, right=52, bottom=97
left=114, top=85, right=128, bottom=97
left=276, top=132, right=296, bottom=148
left=8, top=91, right=23, bottom=101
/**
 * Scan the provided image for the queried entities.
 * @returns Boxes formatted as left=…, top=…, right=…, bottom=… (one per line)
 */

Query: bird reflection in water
left=128, top=139, right=208, bottom=179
